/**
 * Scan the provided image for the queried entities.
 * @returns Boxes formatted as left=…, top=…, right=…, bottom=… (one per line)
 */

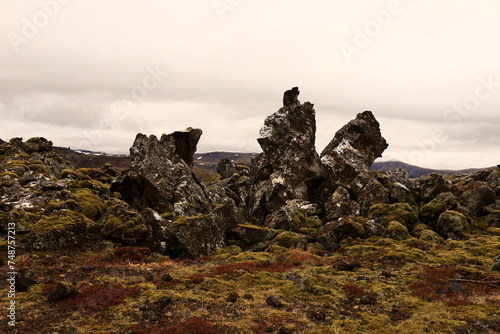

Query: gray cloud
left=1, top=0, right=500, bottom=169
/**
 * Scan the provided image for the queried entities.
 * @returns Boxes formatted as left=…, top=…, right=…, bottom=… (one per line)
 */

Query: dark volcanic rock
left=111, top=128, right=240, bottom=258
left=319, top=111, right=389, bottom=216
left=112, top=129, right=211, bottom=216
left=247, top=88, right=326, bottom=223
left=216, top=158, right=250, bottom=179
left=266, top=295, right=284, bottom=308
left=48, top=283, right=71, bottom=303
left=321, top=111, right=387, bottom=168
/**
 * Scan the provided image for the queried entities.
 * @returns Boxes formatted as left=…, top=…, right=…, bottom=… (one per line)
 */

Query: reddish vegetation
left=410, top=266, right=500, bottom=306
left=53, top=283, right=142, bottom=314
left=211, top=261, right=299, bottom=277
left=342, top=284, right=372, bottom=298
left=113, top=246, right=152, bottom=262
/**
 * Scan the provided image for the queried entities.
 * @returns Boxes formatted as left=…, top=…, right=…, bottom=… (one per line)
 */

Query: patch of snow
left=394, top=182, right=409, bottom=191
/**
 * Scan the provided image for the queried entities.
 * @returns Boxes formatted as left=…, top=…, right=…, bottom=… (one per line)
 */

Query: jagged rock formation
left=111, top=128, right=239, bottom=258
left=2, top=88, right=500, bottom=260
left=112, top=129, right=209, bottom=216
left=247, top=87, right=326, bottom=226
left=320, top=111, right=389, bottom=217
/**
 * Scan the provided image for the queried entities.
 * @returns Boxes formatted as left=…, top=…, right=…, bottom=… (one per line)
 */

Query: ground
left=1, top=234, right=499, bottom=334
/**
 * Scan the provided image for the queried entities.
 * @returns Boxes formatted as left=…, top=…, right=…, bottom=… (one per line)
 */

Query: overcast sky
left=1, top=0, right=500, bottom=169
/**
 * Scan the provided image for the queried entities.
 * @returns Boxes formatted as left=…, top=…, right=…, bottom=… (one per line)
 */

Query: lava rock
left=266, top=295, right=284, bottom=308
left=48, top=283, right=71, bottom=303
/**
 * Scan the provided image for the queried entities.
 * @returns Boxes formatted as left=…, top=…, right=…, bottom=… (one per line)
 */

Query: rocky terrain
left=0, top=87, right=499, bottom=333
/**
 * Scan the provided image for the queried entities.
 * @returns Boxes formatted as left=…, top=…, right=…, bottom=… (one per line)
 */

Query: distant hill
left=193, top=152, right=257, bottom=170
left=49, top=146, right=482, bottom=179
left=0, top=138, right=5, bottom=145
left=371, top=160, right=479, bottom=178
left=53, top=146, right=131, bottom=170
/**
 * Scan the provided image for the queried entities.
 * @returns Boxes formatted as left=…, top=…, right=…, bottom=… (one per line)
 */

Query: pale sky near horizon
left=1, top=0, right=500, bottom=169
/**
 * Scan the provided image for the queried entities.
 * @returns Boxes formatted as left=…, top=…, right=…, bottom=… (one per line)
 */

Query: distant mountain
left=0, top=138, right=5, bottom=144
left=193, top=152, right=257, bottom=170
left=371, top=160, right=479, bottom=178
left=49, top=145, right=482, bottom=179
left=53, top=146, right=131, bottom=170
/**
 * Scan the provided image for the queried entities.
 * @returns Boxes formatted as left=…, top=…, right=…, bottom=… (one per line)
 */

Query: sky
left=1, top=0, right=500, bottom=170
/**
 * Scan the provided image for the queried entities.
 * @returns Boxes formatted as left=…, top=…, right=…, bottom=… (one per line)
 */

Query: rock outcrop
left=2, top=87, right=500, bottom=260
left=320, top=110, right=389, bottom=216
left=111, top=128, right=238, bottom=258
left=247, top=87, right=326, bottom=225
left=112, top=129, right=209, bottom=216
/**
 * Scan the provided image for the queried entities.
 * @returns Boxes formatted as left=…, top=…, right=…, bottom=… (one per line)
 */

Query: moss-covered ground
left=1, top=234, right=499, bottom=334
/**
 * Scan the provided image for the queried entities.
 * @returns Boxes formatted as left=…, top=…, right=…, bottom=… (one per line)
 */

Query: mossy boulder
left=368, top=203, right=418, bottom=230
left=418, top=229, right=445, bottom=244
left=272, top=232, right=307, bottom=249
left=436, top=210, right=471, bottom=240
left=264, top=200, right=323, bottom=232
left=413, top=173, right=453, bottom=204
left=71, top=189, right=106, bottom=221
left=165, top=214, right=228, bottom=258
left=101, top=200, right=148, bottom=246
left=29, top=210, right=97, bottom=251
left=314, top=219, right=365, bottom=251
left=460, top=186, right=496, bottom=216
left=384, top=221, right=411, bottom=241
left=419, top=192, right=456, bottom=227
left=61, top=168, right=91, bottom=181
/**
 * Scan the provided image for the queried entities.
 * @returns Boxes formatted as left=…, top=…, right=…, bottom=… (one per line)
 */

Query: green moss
left=216, top=245, right=242, bottom=256
left=61, top=168, right=90, bottom=180
left=172, top=214, right=205, bottom=227
left=64, top=199, right=79, bottom=210
left=420, top=193, right=455, bottom=225
left=161, top=212, right=174, bottom=219
left=305, top=217, right=322, bottom=229
left=411, top=223, right=430, bottom=237
left=384, top=221, right=411, bottom=241
left=72, top=188, right=105, bottom=220
left=485, top=227, right=500, bottom=236
left=78, top=179, right=109, bottom=192
left=272, top=232, right=307, bottom=249
left=29, top=163, right=47, bottom=173
left=32, top=210, right=91, bottom=234
left=369, top=203, right=419, bottom=229
left=418, top=229, right=445, bottom=244
left=299, top=227, right=317, bottom=234
left=436, top=210, right=470, bottom=239
left=102, top=213, right=148, bottom=246
left=0, top=171, right=19, bottom=178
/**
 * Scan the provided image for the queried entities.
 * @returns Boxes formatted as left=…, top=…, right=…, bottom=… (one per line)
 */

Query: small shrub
left=342, top=284, right=371, bottom=298
left=60, top=283, right=141, bottom=314
left=408, top=266, right=500, bottom=306
left=410, top=266, right=457, bottom=301
left=113, top=246, right=152, bottom=262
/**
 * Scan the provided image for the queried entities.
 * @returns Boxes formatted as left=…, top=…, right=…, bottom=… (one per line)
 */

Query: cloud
left=1, top=0, right=500, bottom=169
